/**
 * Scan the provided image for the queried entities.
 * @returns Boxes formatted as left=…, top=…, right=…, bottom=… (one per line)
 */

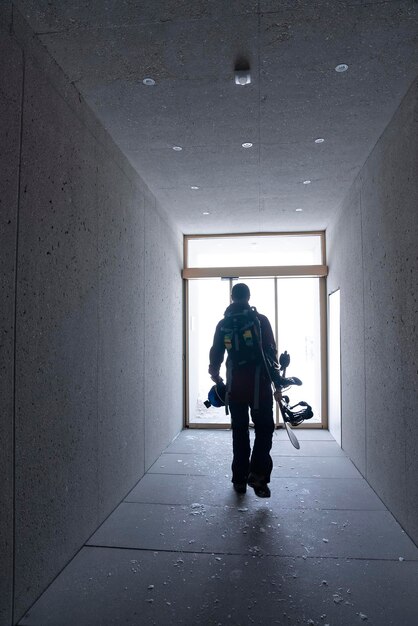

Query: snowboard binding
left=279, top=398, right=314, bottom=427
left=269, top=350, right=314, bottom=449
left=275, top=350, right=314, bottom=427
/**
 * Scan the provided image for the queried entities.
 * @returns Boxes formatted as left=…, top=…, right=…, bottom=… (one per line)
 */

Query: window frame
left=183, top=231, right=328, bottom=430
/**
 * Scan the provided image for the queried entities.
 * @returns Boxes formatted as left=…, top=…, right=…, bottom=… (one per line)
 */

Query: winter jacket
left=208, top=302, right=280, bottom=403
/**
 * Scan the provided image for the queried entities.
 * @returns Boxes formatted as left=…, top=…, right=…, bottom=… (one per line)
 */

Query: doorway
left=328, top=288, right=342, bottom=445
left=186, top=276, right=324, bottom=427
left=183, top=232, right=328, bottom=429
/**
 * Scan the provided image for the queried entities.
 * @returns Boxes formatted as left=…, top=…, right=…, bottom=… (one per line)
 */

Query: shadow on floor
left=19, top=429, right=418, bottom=625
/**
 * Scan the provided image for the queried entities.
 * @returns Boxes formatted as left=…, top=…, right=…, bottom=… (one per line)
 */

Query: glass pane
left=188, top=276, right=323, bottom=427
left=188, top=234, right=322, bottom=268
left=188, top=279, right=231, bottom=425
left=276, top=278, right=322, bottom=423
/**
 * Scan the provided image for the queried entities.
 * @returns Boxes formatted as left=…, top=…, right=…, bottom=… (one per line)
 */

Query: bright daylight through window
left=184, top=233, right=327, bottom=428
left=187, top=234, right=323, bottom=267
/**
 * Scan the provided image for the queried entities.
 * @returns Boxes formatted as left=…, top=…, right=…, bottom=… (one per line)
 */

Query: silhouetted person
left=208, top=283, right=281, bottom=497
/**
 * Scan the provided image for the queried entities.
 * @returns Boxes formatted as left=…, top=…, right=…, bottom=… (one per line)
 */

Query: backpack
left=221, top=307, right=262, bottom=367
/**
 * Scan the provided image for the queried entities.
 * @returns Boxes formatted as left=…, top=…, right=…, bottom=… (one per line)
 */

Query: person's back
left=211, top=299, right=273, bottom=404
left=208, top=283, right=281, bottom=498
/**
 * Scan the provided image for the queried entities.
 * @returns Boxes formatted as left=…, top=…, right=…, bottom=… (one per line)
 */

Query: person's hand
left=274, top=388, right=282, bottom=402
left=211, top=374, right=223, bottom=384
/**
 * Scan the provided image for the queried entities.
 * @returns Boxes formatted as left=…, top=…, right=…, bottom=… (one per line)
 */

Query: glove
left=211, top=374, right=223, bottom=384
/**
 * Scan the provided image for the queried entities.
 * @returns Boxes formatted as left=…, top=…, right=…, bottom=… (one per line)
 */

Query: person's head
left=231, top=283, right=250, bottom=303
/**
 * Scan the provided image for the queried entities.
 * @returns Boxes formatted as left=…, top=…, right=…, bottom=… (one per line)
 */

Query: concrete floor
left=19, top=429, right=418, bottom=626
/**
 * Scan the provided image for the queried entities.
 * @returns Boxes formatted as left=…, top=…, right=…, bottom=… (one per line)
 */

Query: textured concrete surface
left=148, top=451, right=363, bottom=480
left=2, top=13, right=183, bottom=624
left=0, top=18, right=23, bottom=626
left=88, top=501, right=417, bottom=560
left=327, top=77, right=418, bottom=545
left=13, top=0, right=418, bottom=233
left=96, top=144, right=146, bottom=519
left=18, top=429, right=418, bottom=626
left=126, top=473, right=385, bottom=511
left=327, top=179, right=366, bottom=475
left=17, top=548, right=418, bottom=626
left=144, top=196, right=183, bottom=470
left=361, top=77, right=418, bottom=541
left=169, top=429, right=335, bottom=454
left=14, top=56, right=101, bottom=619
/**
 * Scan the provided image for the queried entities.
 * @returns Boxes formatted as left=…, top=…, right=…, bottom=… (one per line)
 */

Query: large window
left=183, top=233, right=327, bottom=428
left=187, top=234, right=323, bottom=268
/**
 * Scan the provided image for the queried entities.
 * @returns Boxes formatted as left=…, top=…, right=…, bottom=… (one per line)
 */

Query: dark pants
left=229, top=390, right=275, bottom=484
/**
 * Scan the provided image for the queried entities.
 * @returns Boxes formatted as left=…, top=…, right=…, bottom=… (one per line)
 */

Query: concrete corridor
left=18, top=429, right=418, bottom=626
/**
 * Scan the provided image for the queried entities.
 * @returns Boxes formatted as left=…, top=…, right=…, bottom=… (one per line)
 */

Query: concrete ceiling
left=15, top=0, right=418, bottom=234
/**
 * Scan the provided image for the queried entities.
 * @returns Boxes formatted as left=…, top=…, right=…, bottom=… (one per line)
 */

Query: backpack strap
left=252, top=314, right=275, bottom=388
left=253, top=363, right=261, bottom=411
left=251, top=312, right=263, bottom=410
left=224, top=360, right=232, bottom=415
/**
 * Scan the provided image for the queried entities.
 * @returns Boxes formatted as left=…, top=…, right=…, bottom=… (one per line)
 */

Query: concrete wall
left=327, top=76, right=418, bottom=545
left=0, top=22, right=23, bottom=626
left=0, top=7, right=183, bottom=624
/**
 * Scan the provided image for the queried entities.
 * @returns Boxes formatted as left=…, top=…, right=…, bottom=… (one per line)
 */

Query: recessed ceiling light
left=172, top=146, right=183, bottom=151
left=303, top=180, right=311, bottom=185
left=335, top=64, right=348, bottom=73
left=203, top=211, right=210, bottom=215
left=242, top=142, right=253, bottom=148
left=296, top=208, right=303, bottom=212
left=235, top=70, right=251, bottom=86
left=190, top=186, right=200, bottom=190
left=314, top=138, right=325, bottom=144
left=143, top=77, right=156, bottom=85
